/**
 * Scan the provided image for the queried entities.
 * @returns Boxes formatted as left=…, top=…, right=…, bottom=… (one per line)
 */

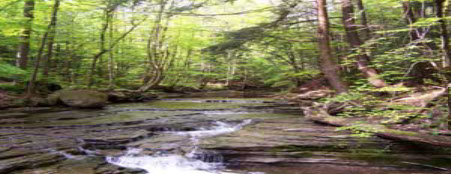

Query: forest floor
left=280, top=86, right=451, bottom=149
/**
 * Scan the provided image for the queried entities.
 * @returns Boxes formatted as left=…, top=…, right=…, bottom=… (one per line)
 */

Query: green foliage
left=336, top=123, right=379, bottom=137
left=0, top=83, right=24, bottom=93
left=0, top=0, right=448, bottom=100
left=367, top=104, right=426, bottom=124
left=0, top=61, right=26, bottom=80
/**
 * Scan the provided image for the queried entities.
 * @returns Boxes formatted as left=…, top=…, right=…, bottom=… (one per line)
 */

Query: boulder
left=29, top=97, right=50, bottom=107
left=51, top=90, right=108, bottom=108
left=47, top=91, right=62, bottom=106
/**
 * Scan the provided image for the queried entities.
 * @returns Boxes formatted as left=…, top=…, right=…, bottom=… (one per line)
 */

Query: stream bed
left=1, top=95, right=451, bottom=174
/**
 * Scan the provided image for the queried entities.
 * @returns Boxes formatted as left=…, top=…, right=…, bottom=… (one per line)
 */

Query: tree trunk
left=402, top=1, right=420, bottom=41
left=341, top=0, right=387, bottom=88
left=140, top=0, right=171, bottom=91
left=87, top=9, right=112, bottom=87
left=27, top=0, right=60, bottom=97
left=108, top=11, right=116, bottom=90
left=316, top=0, right=348, bottom=93
left=16, top=0, right=35, bottom=70
left=448, top=85, right=451, bottom=130
left=87, top=7, right=146, bottom=87
left=139, top=68, right=164, bottom=92
left=356, top=0, right=371, bottom=40
left=226, top=50, right=234, bottom=86
left=42, top=0, right=60, bottom=84
left=436, top=0, right=451, bottom=67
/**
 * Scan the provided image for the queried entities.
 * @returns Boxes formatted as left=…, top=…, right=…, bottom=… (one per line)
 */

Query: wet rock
left=108, top=91, right=158, bottom=103
left=12, top=164, right=62, bottom=174
left=6, top=107, right=63, bottom=113
left=227, top=156, right=369, bottom=166
left=128, top=134, right=191, bottom=152
left=52, top=90, right=108, bottom=108
left=0, top=148, right=11, bottom=153
left=29, top=97, right=51, bottom=107
left=3, top=97, right=451, bottom=173
left=0, top=113, right=28, bottom=119
left=95, top=163, right=146, bottom=174
left=82, top=130, right=151, bottom=149
left=198, top=118, right=402, bottom=166
left=47, top=91, right=62, bottom=106
left=0, top=118, right=28, bottom=124
left=0, top=153, right=64, bottom=173
left=57, top=160, right=98, bottom=174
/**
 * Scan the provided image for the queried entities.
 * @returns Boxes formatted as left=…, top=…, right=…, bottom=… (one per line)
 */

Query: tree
left=316, top=0, right=348, bottom=93
left=27, top=0, right=60, bottom=97
left=87, top=1, right=117, bottom=87
left=16, top=0, right=35, bottom=70
left=42, top=0, right=61, bottom=84
left=436, top=0, right=450, bottom=67
left=108, top=9, right=115, bottom=89
left=341, top=0, right=387, bottom=88
left=87, top=1, right=146, bottom=87
left=356, top=0, right=370, bottom=40
left=402, top=1, right=420, bottom=41
left=434, top=0, right=451, bottom=129
left=140, top=0, right=172, bottom=91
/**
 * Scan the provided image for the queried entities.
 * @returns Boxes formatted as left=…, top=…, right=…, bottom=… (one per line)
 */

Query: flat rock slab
left=0, top=113, right=29, bottom=119
left=6, top=107, right=56, bottom=113
left=128, top=133, right=190, bottom=150
left=82, top=129, right=151, bottom=149
left=199, top=118, right=386, bottom=151
left=0, top=153, right=64, bottom=174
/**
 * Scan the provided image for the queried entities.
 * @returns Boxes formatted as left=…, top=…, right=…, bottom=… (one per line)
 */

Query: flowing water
left=1, top=93, right=451, bottom=174
left=106, top=119, right=252, bottom=174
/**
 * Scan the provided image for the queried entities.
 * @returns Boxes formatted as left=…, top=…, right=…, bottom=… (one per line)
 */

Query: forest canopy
left=0, top=0, right=449, bottom=95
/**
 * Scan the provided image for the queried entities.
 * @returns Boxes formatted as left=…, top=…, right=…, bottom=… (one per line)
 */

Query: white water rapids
left=106, top=119, right=255, bottom=174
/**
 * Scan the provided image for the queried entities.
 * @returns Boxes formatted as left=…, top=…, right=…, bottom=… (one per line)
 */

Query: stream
left=1, top=93, right=451, bottom=174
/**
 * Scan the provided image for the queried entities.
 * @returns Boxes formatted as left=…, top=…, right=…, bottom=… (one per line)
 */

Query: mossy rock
left=52, top=90, right=108, bottom=108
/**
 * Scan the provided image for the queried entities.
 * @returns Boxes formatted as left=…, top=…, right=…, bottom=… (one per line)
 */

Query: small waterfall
left=49, top=149, right=85, bottom=160
left=177, top=119, right=252, bottom=138
left=106, top=154, right=234, bottom=174
left=106, top=120, right=254, bottom=174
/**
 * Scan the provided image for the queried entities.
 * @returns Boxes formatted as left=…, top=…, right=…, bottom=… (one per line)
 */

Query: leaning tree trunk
left=27, top=0, right=60, bottom=98
left=42, top=0, right=60, bottom=84
left=316, top=0, right=348, bottom=93
left=139, top=67, right=164, bottom=92
left=341, top=0, right=387, bottom=88
left=16, top=0, right=35, bottom=70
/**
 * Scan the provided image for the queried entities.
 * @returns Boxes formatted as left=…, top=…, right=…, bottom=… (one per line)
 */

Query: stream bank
left=1, top=93, right=450, bottom=174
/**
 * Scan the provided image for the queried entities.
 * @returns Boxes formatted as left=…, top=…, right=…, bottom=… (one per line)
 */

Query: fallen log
left=391, top=86, right=448, bottom=107
left=304, top=105, right=451, bottom=148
